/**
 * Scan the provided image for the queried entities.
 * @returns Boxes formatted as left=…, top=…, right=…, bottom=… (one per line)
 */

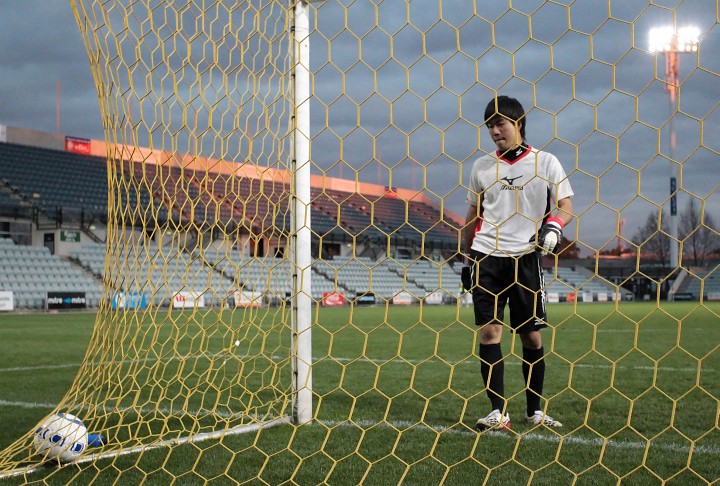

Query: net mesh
left=0, top=0, right=718, bottom=484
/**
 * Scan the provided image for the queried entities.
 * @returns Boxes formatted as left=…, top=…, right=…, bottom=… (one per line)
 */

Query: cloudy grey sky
left=0, top=0, right=718, bottom=252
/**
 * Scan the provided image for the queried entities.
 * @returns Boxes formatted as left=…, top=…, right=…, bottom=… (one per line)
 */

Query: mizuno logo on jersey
left=500, top=175, right=523, bottom=190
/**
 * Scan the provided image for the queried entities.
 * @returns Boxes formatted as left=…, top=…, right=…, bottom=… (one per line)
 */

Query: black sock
left=522, top=346, right=545, bottom=416
left=479, top=343, right=505, bottom=412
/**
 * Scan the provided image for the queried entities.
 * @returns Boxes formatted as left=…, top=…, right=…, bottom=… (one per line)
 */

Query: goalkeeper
left=462, top=95, right=573, bottom=431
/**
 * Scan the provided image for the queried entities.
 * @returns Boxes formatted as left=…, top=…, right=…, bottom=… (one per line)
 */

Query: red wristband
left=546, top=216, right=565, bottom=229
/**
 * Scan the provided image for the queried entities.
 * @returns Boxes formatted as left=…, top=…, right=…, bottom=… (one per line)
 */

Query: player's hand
left=532, top=217, right=564, bottom=255
left=461, top=265, right=474, bottom=291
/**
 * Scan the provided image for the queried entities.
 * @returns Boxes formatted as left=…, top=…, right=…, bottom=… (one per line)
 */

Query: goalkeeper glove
left=461, top=263, right=474, bottom=291
left=532, top=217, right=564, bottom=255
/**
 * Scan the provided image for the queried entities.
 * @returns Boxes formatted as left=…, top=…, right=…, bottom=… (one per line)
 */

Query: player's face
left=486, top=117, right=522, bottom=152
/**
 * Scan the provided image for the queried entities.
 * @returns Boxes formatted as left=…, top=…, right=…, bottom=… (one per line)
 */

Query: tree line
left=555, top=199, right=719, bottom=270
left=632, top=198, right=718, bottom=270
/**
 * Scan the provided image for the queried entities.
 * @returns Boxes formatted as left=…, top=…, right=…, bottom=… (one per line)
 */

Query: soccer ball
left=33, top=413, right=88, bottom=463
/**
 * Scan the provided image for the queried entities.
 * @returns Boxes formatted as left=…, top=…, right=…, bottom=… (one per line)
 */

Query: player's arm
left=555, top=196, right=573, bottom=227
left=461, top=202, right=481, bottom=291
left=462, top=195, right=483, bottom=257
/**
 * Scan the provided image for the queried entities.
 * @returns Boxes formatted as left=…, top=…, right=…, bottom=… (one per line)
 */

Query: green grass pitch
left=0, top=302, right=718, bottom=484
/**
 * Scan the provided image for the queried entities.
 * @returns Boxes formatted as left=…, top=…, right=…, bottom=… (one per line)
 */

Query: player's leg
left=518, top=331, right=553, bottom=424
left=478, top=323, right=505, bottom=414
left=471, top=252, right=511, bottom=430
left=476, top=334, right=511, bottom=430
left=511, top=254, right=561, bottom=427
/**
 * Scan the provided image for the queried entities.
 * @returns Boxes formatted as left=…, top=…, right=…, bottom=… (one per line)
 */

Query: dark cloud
left=1, top=1, right=718, bottom=249
left=0, top=2, right=100, bottom=137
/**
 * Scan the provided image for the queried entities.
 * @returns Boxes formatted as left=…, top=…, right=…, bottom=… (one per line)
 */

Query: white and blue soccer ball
left=33, top=412, right=88, bottom=463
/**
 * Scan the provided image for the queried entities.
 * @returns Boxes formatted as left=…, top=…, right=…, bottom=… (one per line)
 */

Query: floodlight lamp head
left=649, top=26, right=699, bottom=53
left=677, top=26, right=700, bottom=52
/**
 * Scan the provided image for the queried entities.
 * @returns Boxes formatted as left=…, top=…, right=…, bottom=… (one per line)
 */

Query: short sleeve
left=548, top=155, right=573, bottom=202
left=465, top=160, right=483, bottom=206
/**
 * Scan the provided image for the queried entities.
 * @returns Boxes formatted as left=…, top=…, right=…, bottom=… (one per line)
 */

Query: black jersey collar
left=497, top=144, right=530, bottom=164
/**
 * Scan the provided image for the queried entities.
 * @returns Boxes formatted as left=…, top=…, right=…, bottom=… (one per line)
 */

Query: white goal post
left=292, top=0, right=314, bottom=425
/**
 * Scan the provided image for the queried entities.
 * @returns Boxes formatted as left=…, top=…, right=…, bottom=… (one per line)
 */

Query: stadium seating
left=310, top=189, right=383, bottom=241
left=543, top=265, right=622, bottom=301
left=68, top=243, right=105, bottom=278
left=3, top=233, right=629, bottom=309
left=0, top=141, right=461, bottom=251
left=374, top=257, right=458, bottom=298
left=71, top=242, right=236, bottom=307
left=201, top=246, right=354, bottom=302
left=368, top=196, right=458, bottom=243
left=682, top=268, right=720, bottom=299
left=0, top=189, right=15, bottom=206
left=370, top=257, right=439, bottom=299
left=0, top=142, right=107, bottom=220
left=195, top=250, right=450, bottom=302
left=0, top=237, right=102, bottom=309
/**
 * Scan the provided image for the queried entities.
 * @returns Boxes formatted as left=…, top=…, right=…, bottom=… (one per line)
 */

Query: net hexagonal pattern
left=0, top=1, right=718, bottom=484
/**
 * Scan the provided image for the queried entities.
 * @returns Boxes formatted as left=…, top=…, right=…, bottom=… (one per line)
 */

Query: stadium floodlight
left=649, top=26, right=700, bottom=53
left=648, top=26, right=699, bottom=274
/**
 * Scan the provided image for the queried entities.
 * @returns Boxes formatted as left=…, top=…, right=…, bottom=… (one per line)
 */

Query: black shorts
left=469, top=250, right=547, bottom=333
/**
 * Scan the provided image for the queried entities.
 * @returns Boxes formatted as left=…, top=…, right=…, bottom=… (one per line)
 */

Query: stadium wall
left=0, top=125, right=66, bottom=151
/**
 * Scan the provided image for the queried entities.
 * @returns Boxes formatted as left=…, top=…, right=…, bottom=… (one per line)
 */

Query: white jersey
left=466, top=146, right=573, bottom=257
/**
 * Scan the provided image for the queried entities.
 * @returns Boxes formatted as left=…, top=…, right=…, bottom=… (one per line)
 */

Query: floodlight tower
left=648, top=26, right=699, bottom=271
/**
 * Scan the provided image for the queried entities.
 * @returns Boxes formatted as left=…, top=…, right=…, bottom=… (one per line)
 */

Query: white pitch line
left=0, top=399, right=253, bottom=420
left=0, top=363, right=81, bottom=373
left=314, top=418, right=720, bottom=456
left=0, top=352, right=220, bottom=374
left=314, top=356, right=714, bottom=373
left=6, top=396, right=719, bottom=457
left=3, top=396, right=718, bottom=458
left=0, top=354, right=714, bottom=374
left=0, top=400, right=57, bottom=409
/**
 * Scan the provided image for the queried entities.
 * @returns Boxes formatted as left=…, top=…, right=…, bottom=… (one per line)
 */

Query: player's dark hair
left=484, top=95, right=526, bottom=141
